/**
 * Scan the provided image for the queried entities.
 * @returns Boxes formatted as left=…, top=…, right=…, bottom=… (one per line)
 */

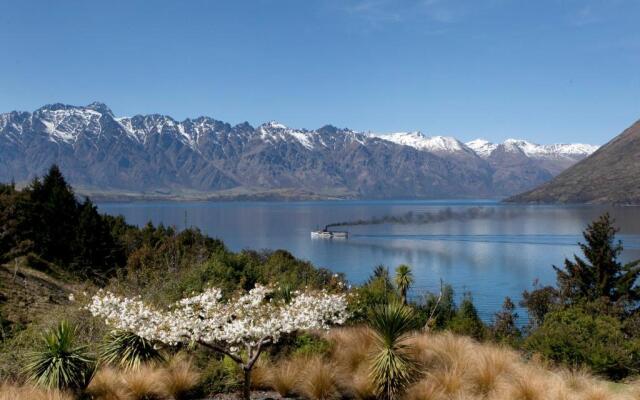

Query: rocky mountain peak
left=0, top=102, right=601, bottom=199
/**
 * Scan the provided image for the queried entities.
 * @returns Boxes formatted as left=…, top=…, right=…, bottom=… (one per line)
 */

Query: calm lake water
left=97, top=200, right=640, bottom=321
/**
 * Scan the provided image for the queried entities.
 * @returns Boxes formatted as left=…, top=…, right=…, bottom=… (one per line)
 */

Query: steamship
left=310, top=226, right=349, bottom=239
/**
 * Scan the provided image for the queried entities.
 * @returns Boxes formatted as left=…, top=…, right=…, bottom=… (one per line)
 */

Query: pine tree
left=73, top=198, right=120, bottom=278
left=554, top=213, right=640, bottom=304
left=26, top=165, right=80, bottom=264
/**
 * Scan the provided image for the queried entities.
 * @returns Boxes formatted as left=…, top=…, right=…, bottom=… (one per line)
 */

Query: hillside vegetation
left=509, top=119, right=640, bottom=204
left=2, top=166, right=640, bottom=399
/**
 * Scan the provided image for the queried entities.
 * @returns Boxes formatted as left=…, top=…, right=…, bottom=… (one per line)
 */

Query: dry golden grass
left=467, top=346, right=513, bottom=396
left=160, top=354, right=200, bottom=400
left=269, top=356, right=302, bottom=397
left=9, top=327, right=640, bottom=400
left=404, top=380, right=444, bottom=400
left=0, top=382, right=74, bottom=400
left=344, top=364, right=377, bottom=400
left=121, top=365, right=166, bottom=400
left=428, top=365, right=467, bottom=396
left=86, top=367, right=128, bottom=400
left=324, top=326, right=375, bottom=373
left=324, top=327, right=634, bottom=400
left=556, top=368, right=595, bottom=394
left=503, top=372, right=547, bottom=400
left=85, top=353, right=200, bottom=400
left=296, top=355, right=341, bottom=400
left=249, top=356, right=273, bottom=390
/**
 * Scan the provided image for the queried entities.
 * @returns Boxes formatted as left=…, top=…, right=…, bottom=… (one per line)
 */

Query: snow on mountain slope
left=467, top=138, right=598, bottom=160
left=34, top=104, right=106, bottom=143
left=370, top=131, right=472, bottom=154
left=0, top=102, right=602, bottom=199
left=257, top=121, right=317, bottom=150
left=466, top=139, right=498, bottom=158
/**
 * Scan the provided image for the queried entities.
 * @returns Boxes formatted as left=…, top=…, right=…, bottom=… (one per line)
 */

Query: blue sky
left=1, top=0, right=639, bottom=144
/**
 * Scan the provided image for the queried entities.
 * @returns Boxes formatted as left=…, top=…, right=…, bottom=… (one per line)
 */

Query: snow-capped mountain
left=369, top=132, right=473, bottom=155
left=0, top=103, right=598, bottom=199
left=466, top=138, right=598, bottom=160
left=466, top=139, right=498, bottom=158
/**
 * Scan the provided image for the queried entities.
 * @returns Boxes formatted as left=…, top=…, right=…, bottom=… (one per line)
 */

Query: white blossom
left=86, top=285, right=350, bottom=357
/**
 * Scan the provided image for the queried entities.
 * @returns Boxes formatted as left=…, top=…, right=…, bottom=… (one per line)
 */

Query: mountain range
left=508, top=119, right=640, bottom=204
left=0, top=103, right=598, bottom=200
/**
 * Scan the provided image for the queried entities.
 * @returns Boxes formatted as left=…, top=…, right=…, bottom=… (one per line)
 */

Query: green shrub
left=198, top=355, right=242, bottom=395
left=292, top=332, right=331, bottom=357
left=99, top=330, right=164, bottom=370
left=25, top=320, right=95, bottom=390
left=350, top=266, right=398, bottom=321
left=490, top=297, right=521, bottom=345
left=418, top=284, right=456, bottom=330
left=524, top=306, right=640, bottom=379
left=447, top=294, right=486, bottom=340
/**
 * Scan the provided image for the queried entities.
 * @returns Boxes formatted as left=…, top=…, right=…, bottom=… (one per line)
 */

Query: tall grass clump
left=160, top=353, right=200, bottom=400
left=0, top=382, right=74, bottom=400
left=296, top=356, right=341, bottom=400
left=120, top=365, right=166, bottom=400
left=25, top=321, right=94, bottom=391
left=270, top=357, right=302, bottom=397
left=85, top=367, right=128, bottom=400
left=369, top=302, right=419, bottom=400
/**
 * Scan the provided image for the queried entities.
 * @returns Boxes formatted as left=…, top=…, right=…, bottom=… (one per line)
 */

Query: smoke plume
left=325, top=207, right=500, bottom=228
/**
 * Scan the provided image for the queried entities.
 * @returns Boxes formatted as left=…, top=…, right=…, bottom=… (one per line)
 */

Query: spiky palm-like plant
left=25, top=320, right=95, bottom=390
left=369, top=302, right=419, bottom=400
left=100, top=330, right=164, bottom=370
left=395, top=264, right=414, bottom=305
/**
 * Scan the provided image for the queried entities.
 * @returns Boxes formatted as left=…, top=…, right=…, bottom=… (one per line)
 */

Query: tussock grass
left=269, top=356, right=303, bottom=397
left=9, top=327, right=640, bottom=399
left=86, top=367, right=128, bottom=400
left=296, top=356, right=341, bottom=400
left=345, top=364, right=377, bottom=400
left=323, top=327, right=637, bottom=400
left=249, top=356, right=272, bottom=391
left=0, top=382, right=74, bottom=400
left=121, top=365, right=166, bottom=400
left=325, top=326, right=375, bottom=372
left=85, top=354, right=199, bottom=400
left=160, top=354, right=200, bottom=400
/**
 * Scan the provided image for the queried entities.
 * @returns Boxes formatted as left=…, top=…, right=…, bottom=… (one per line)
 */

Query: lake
left=97, top=200, right=640, bottom=322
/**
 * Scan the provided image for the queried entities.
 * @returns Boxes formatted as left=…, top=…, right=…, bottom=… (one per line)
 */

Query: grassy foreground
left=2, top=327, right=640, bottom=400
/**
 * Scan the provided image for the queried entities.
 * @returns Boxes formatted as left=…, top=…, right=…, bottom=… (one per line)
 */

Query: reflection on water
left=97, top=200, right=640, bottom=321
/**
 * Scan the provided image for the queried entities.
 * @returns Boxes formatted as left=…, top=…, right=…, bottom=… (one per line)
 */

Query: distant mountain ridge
left=508, top=119, right=640, bottom=204
left=0, top=102, right=598, bottom=200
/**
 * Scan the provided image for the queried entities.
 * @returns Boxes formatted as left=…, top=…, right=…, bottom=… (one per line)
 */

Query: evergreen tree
left=26, top=165, right=80, bottom=264
left=72, top=198, right=121, bottom=278
left=554, top=213, right=640, bottom=304
left=520, top=281, right=561, bottom=330
left=492, top=297, right=521, bottom=343
left=448, top=293, right=485, bottom=340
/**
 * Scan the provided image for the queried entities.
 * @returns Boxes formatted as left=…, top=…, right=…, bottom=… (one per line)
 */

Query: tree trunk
left=243, top=367, right=251, bottom=400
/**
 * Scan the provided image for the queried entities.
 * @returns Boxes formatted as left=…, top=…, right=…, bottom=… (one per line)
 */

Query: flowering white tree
left=87, top=285, right=349, bottom=399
